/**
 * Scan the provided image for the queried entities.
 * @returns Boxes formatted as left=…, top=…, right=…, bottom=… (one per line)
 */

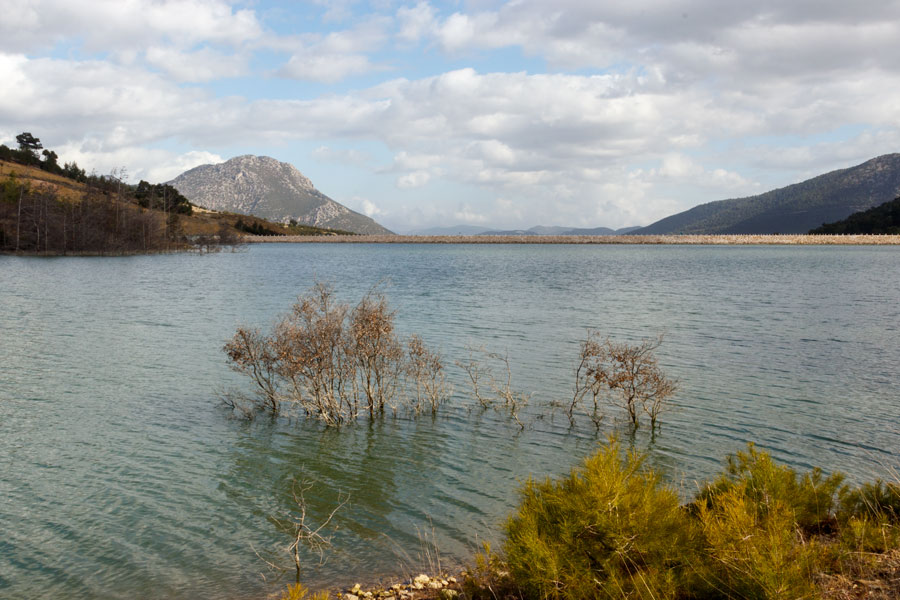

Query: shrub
left=693, top=443, right=844, bottom=535
left=839, top=479, right=900, bottom=522
left=488, top=442, right=900, bottom=600
left=224, top=284, right=446, bottom=423
left=693, top=485, right=824, bottom=599
left=279, top=583, right=330, bottom=600
left=570, top=333, right=677, bottom=428
left=502, top=439, right=700, bottom=600
left=837, top=480, right=900, bottom=554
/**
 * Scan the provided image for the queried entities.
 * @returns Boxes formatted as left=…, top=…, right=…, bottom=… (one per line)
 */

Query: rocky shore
left=336, top=574, right=461, bottom=600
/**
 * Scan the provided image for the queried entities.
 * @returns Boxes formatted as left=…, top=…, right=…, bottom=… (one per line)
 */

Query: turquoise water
left=1, top=243, right=898, bottom=598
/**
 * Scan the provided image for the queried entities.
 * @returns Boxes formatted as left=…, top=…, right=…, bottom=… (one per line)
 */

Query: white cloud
left=145, top=46, right=247, bottom=82
left=388, top=151, right=443, bottom=171
left=4, top=1, right=900, bottom=229
left=279, top=53, right=375, bottom=83
left=396, top=170, right=431, bottom=188
left=312, top=145, right=372, bottom=166
left=453, top=205, right=489, bottom=224
left=361, top=198, right=382, bottom=216
left=51, top=144, right=222, bottom=183
left=396, top=2, right=437, bottom=42
left=277, top=18, right=390, bottom=82
left=0, top=0, right=263, bottom=53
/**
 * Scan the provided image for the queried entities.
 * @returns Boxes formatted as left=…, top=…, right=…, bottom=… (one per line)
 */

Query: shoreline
left=244, top=233, right=900, bottom=245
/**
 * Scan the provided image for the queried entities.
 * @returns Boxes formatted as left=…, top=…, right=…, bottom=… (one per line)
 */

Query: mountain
left=632, top=154, right=900, bottom=235
left=409, top=224, right=493, bottom=235
left=478, top=225, right=640, bottom=236
left=169, top=155, right=392, bottom=235
left=810, top=196, right=900, bottom=234
left=480, top=228, right=540, bottom=236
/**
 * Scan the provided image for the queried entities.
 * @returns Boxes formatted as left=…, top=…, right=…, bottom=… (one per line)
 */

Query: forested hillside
left=810, top=196, right=900, bottom=234
left=633, top=154, right=900, bottom=234
left=0, top=133, right=349, bottom=254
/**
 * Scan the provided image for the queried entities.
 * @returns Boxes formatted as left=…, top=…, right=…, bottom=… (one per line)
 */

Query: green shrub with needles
left=467, top=441, right=900, bottom=600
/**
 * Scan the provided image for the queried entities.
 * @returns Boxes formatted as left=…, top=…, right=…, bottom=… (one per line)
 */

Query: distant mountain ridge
left=169, top=155, right=392, bottom=235
left=633, top=154, right=900, bottom=235
left=478, top=225, right=641, bottom=236
left=409, top=224, right=640, bottom=236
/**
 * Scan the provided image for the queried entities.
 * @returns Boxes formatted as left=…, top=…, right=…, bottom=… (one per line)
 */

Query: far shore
left=244, top=233, right=900, bottom=245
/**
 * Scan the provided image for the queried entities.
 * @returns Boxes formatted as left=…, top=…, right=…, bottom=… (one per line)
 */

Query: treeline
left=2, top=132, right=90, bottom=184
left=811, top=196, right=900, bottom=234
left=0, top=172, right=188, bottom=253
left=234, top=217, right=284, bottom=236
left=0, top=132, right=237, bottom=253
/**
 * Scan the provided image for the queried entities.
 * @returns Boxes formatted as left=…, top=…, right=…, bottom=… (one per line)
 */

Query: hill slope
left=169, top=155, right=392, bottom=235
left=0, top=159, right=346, bottom=253
left=633, top=154, right=900, bottom=234
left=811, top=196, right=900, bottom=234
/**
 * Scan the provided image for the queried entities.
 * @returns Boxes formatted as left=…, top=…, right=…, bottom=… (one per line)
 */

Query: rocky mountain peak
left=169, top=155, right=392, bottom=235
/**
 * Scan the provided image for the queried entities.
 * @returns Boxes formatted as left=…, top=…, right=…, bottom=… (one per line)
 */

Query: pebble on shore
left=338, top=574, right=459, bottom=600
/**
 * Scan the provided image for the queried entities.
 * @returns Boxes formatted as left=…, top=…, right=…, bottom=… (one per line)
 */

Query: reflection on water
left=1, top=244, right=899, bottom=599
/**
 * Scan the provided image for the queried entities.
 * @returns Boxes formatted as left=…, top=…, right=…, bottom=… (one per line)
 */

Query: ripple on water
left=1, top=245, right=899, bottom=598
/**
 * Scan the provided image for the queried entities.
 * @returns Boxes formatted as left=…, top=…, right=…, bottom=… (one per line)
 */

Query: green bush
left=503, top=439, right=702, bottom=600
left=839, top=479, right=900, bottom=522
left=693, top=479, right=825, bottom=598
left=693, top=444, right=844, bottom=535
left=490, top=441, right=900, bottom=600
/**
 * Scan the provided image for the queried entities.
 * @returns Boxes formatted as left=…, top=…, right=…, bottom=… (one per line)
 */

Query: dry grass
left=245, top=233, right=900, bottom=245
left=0, top=160, right=84, bottom=201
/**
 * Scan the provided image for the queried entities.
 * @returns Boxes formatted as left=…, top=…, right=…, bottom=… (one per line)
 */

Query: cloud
left=279, top=52, right=376, bottom=83
left=312, top=145, right=372, bottom=166
left=0, top=0, right=263, bottom=54
left=361, top=198, right=382, bottom=216
left=277, top=18, right=390, bottom=82
left=50, top=143, right=222, bottom=183
left=4, top=1, right=900, bottom=228
left=453, top=205, right=489, bottom=224
left=396, top=2, right=437, bottom=43
left=145, top=46, right=247, bottom=82
left=396, top=170, right=431, bottom=188
left=7, top=50, right=892, bottom=226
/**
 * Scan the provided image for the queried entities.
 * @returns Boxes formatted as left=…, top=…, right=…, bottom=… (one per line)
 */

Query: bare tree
left=456, top=345, right=493, bottom=409
left=571, top=332, right=677, bottom=429
left=223, top=327, right=281, bottom=413
left=224, top=284, right=448, bottom=424
left=350, top=291, right=403, bottom=416
left=262, top=480, right=349, bottom=585
left=406, top=334, right=449, bottom=414
left=486, top=350, right=528, bottom=429
left=456, top=346, right=528, bottom=428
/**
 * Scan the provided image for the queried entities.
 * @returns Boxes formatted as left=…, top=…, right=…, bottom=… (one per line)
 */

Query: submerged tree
left=570, top=332, right=677, bottom=428
left=406, top=334, right=449, bottom=415
left=224, top=284, right=447, bottom=424
left=258, top=479, right=348, bottom=585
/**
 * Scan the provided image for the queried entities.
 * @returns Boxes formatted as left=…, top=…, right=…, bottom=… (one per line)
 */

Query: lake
left=1, top=243, right=898, bottom=599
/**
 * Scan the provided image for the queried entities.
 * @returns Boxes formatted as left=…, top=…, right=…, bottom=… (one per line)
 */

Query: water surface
left=1, top=243, right=898, bottom=598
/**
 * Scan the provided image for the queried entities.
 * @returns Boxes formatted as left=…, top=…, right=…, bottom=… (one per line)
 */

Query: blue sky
left=1, top=0, right=899, bottom=232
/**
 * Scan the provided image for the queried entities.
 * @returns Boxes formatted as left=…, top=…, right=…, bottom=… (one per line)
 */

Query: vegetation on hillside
left=634, top=154, right=900, bottom=235
left=810, top=196, right=900, bottom=234
left=0, top=132, right=348, bottom=254
left=464, top=440, right=900, bottom=600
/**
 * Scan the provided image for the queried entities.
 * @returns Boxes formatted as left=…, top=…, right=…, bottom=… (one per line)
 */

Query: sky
left=1, top=1, right=899, bottom=233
